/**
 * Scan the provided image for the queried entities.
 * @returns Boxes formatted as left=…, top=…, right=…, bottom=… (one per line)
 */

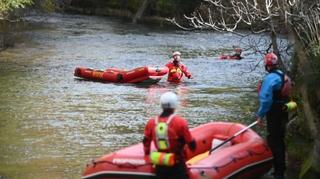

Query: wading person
left=230, top=48, right=243, bottom=60
left=143, top=92, right=196, bottom=179
left=256, top=53, right=293, bottom=179
left=165, top=51, right=192, bottom=83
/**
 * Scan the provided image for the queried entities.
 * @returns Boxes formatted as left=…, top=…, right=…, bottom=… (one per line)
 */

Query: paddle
left=209, top=120, right=258, bottom=154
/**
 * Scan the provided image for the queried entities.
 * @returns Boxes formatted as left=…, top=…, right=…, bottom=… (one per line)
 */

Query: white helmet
left=172, top=51, right=181, bottom=57
left=160, top=92, right=178, bottom=109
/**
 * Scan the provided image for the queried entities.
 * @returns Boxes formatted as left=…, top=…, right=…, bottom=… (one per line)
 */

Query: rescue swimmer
left=165, top=51, right=192, bottom=83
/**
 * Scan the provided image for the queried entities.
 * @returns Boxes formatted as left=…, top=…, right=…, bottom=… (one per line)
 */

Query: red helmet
left=264, top=53, right=278, bottom=66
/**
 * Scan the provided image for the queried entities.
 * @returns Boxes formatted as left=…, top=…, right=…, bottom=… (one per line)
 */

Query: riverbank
left=65, top=5, right=170, bottom=26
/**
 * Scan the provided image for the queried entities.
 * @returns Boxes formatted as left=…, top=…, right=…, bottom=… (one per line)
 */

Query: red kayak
left=74, top=66, right=168, bottom=84
left=82, top=122, right=272, bottom=179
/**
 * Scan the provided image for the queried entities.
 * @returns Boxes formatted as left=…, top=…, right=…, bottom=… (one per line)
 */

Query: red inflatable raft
left=74, top=66, right=168, bottom=84
left=82, top=122, right=273, bottom=179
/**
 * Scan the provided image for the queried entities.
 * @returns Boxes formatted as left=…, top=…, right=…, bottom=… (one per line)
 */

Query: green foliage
left=154, top=0, right=175, bottom=16
left=128, top=0, right=142, bottom=11
left=36, top=0, right=55, bottom=12
left=154, top=0, right=200, bottom=17
left=96, top=0, right=141, bottom=13
left=308, top=45, right=320, bottom=91
left=99, top=0, right=200, bottom=17
left=64, top=0, right=201, bottom=18
left=0, top=0, right=33, bottom=14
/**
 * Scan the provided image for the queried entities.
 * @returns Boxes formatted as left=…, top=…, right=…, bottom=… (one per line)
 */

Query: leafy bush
left=0, top=0, right=33, bottom=14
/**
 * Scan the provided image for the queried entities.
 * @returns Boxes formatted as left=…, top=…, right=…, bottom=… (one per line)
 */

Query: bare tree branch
left=167, top=0, right=319, bottom=59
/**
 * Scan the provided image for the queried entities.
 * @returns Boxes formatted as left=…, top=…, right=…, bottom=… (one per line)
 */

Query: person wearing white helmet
left=143, top=92, right=196, bottom=179
left=165, top=51, right=192, bottom=83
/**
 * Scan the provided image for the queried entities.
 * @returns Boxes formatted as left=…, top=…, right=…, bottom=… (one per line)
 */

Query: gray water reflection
left=0, top=14, right=268, bottom=178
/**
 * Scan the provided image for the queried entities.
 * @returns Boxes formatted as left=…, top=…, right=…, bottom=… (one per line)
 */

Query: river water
left=0, top=14, right=268, bottom=179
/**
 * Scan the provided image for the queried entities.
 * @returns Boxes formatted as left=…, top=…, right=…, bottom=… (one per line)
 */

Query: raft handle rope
left=188, top=145, right=271, bottom=170
left=89, top=159, right=153, bottom=168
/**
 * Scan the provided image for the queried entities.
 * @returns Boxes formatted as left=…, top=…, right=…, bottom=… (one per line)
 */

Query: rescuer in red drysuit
left=229, top=48, right=243, bottom=60
left=165, top=51, right=192, bottom=83
left=143, top=92, right=196, bottom=179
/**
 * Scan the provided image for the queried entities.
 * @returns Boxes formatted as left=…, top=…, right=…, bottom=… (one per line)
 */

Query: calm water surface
left=0, top=14, right=268, bottom=178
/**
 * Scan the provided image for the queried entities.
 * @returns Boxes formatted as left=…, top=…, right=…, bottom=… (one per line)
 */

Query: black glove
left=188, top=140, right=197, bottom=151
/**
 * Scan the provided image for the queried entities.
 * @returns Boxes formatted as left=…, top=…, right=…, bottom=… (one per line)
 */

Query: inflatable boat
left=82, top=122, right=273, bottom=179
left=74, top=66, right=168, bottom=84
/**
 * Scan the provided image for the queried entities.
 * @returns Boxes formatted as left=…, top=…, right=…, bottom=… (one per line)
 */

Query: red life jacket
left=168, top=66, right=183, bottom=82
left=165, top=62, right=191, bottom=83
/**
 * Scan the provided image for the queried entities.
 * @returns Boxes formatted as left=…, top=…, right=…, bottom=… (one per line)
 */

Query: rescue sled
left=82, top=122, right=273, bottom=179
left=74, top=66, right=168, bottom=85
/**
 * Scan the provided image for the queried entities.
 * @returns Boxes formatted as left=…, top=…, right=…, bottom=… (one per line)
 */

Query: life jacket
left=150, top=115, right=178, bottom=166
left=154, top=115, right=176, bottom=151
left=273, top=70, right=293, bottom=100
left=168, top=67, right=183, bottom=82
left=257, top=70, right=293, bottom=102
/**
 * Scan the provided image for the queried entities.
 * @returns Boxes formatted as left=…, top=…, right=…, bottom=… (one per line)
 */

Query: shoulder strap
left=155, top=116, right=158, bottom=124
left=166, top=114, right=175, bottom=124
left=271, top=70, right=285, bottom=90
left=155, top=114, right=175, bottom=125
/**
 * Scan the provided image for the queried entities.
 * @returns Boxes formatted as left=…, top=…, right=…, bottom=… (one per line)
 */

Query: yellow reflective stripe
left=170, top=69, right=177, bottom=73
left=163, top=154, right=170, bottom=165
left=150, top=152, right=160, bottom=164
left=150, top=152, right=175, bottom=166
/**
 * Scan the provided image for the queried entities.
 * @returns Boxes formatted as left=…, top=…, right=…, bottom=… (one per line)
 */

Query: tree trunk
left=293, top=31, right=320, bottom=176
left=132, top=0, right=151, bottom=24
left=269, top=16, right=286, bottom=71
